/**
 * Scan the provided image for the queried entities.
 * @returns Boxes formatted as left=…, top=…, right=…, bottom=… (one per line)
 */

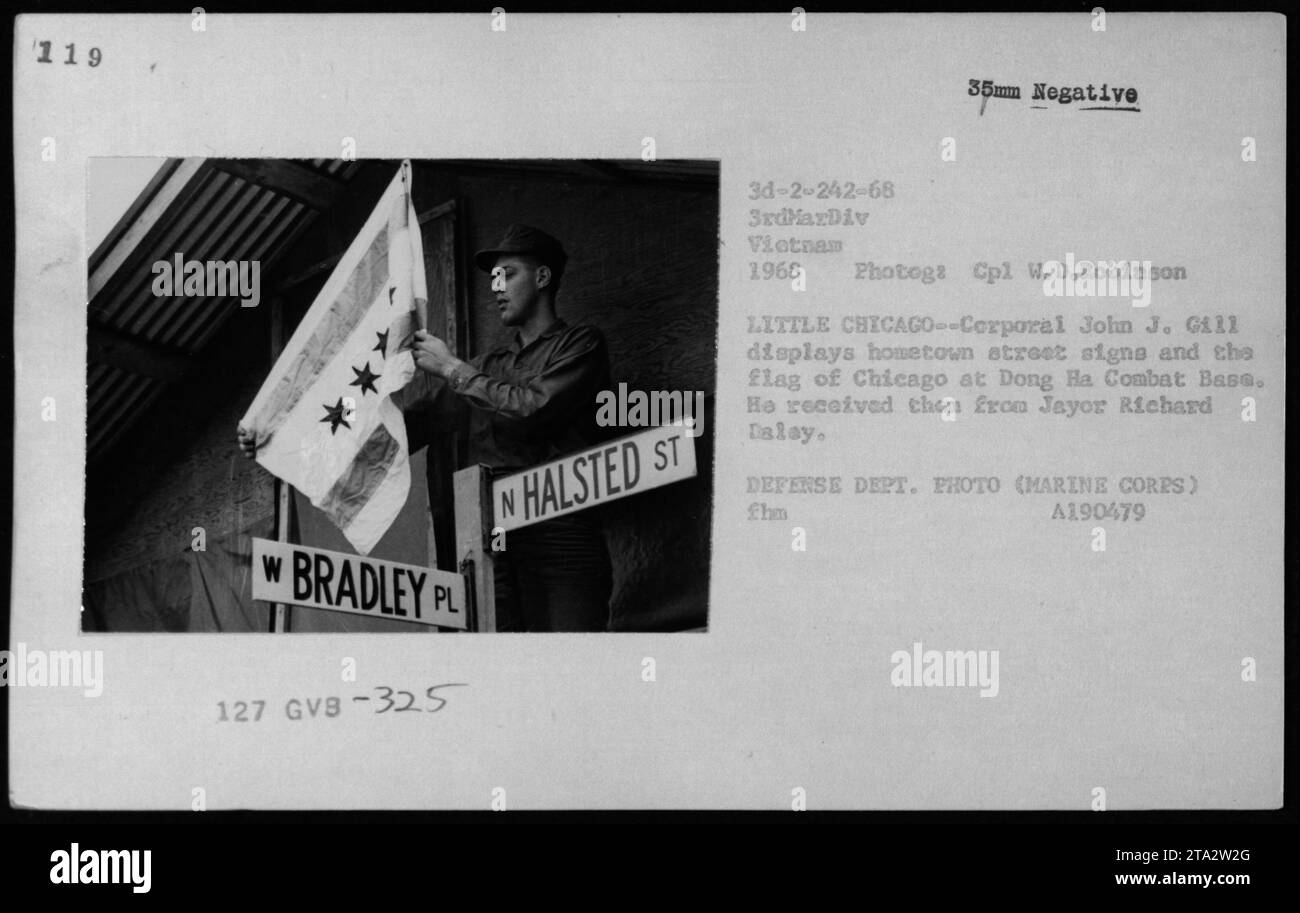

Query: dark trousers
left=492, top=515, right=612, bottom=632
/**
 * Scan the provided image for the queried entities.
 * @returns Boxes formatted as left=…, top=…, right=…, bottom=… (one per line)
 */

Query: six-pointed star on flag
left=349, top=362, right=381, bottom=395
left=320, top=397, right=351, bottom=435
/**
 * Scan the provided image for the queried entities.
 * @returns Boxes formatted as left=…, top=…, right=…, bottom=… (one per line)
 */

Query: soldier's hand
left=237, top=426, right=257, bottom=459
left=411, top=329, right=458, bottom=379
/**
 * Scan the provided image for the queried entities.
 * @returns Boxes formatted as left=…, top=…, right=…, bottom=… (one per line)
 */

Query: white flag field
left=240, top=161, right=426, bottom=555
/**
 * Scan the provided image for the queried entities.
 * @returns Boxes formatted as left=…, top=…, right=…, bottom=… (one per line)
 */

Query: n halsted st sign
left=493, top=423, right=697, bottom=532
left=251, top=425, right=695, bottom=628
left=252, top=539, right=467, bottom=629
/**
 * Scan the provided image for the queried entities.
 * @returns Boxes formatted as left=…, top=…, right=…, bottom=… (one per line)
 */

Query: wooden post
left=271, top=482, right=292, bottom=632
left=269, top=295, right=293, bottom=633
left=453, top=464, right=496, bottom=632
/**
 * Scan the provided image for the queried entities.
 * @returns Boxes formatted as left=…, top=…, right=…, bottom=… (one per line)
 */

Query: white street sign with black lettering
left=493, top=424, right=697, bottom=532
left=252, top=539, right=467, bottom=629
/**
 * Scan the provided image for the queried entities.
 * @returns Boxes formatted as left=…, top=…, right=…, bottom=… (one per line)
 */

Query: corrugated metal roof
left=86, top=158, right=362, bottom=463
left=86, top=157, right=714, bottom=464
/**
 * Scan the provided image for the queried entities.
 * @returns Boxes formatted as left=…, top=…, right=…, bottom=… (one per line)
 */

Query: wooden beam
left=454, top=465, right=496, bottom=632
left=87, top=324, right=193, bottom=382
left=429, top=159, right=718, bottom=188
left=89, top=158, right=183, bottom=273
left=418, top=199, right=457, bottom=226
left=269, top=295, right=294, bottom=634
left=275, top=250, right=343, bottom=294
left=572, top=160, right=627, bottom=182
left=209, top=159, right=345, bottom=211
left=88, top=158, right=208, bottom=301
left=274, top=200, right=458, bottom=293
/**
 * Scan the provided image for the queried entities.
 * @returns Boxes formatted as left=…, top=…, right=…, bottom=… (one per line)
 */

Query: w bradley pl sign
left=252, top=539, right=467, bottom=629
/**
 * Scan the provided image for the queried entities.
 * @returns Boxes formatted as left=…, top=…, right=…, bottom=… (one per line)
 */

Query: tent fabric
left=83, top=516, right=275, bottom=632
left=188, top=518, right=276, bottom=632
left=84, top=554, right=193, bottom=633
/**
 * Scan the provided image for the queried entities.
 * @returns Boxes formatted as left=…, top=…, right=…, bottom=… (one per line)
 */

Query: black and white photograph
left=83, top=157, right=718, bottom=633
left=3, top=8, right=1291, bottom=889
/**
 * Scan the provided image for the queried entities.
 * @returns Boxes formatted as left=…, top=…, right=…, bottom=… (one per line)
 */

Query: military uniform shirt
left=396, top=318, right=612, bottom=473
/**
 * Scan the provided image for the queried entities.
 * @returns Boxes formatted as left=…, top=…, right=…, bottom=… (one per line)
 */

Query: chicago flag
left=239, top=161, right=426, bottom=555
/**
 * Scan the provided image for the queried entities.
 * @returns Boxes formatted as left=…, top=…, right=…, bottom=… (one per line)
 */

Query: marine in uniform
left=399, top=224, right=615, bottom=632
left=238, top=224, right=615, bottom=631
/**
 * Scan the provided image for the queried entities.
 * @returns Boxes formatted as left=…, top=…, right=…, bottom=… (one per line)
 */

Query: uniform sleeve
left=391, top=357, right=469, bottom=451
left=446, top=326, right=608, bottom=426
left=389, top=362, right=443, bottom=414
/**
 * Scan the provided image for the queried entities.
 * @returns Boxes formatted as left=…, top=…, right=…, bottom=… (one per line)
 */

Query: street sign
left=251, top=538, right=467, bottom=629
left=492, top=424, right=697, bottom=532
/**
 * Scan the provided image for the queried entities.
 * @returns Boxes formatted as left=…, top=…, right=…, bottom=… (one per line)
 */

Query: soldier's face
left=491, top=255, right=545, bottom=326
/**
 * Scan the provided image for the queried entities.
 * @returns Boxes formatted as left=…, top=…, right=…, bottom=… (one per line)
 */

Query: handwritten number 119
left=36, top=41, right=102, bottom=66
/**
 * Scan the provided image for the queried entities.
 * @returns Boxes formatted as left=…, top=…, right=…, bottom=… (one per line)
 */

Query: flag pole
left=404, top=160, right=429, bottom=333
left=269, top=294, right=293, bottom=633
left=241, top=161, right=428, bottom=560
